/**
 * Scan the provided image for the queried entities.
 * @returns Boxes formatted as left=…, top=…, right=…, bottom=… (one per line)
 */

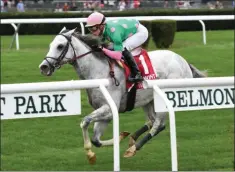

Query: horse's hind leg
left=124, top=101, right=167, bottom=158
left=128, top=101, right=157, bottom=147
left=91, top=121, right=130, bottom=147
left=128, top=103, right=155, bottom=147
left=128, top=120, right=152, bottom=147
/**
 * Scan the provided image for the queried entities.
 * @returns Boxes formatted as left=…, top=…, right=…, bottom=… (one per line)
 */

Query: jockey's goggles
left=88, top=25, right=100, bottom=32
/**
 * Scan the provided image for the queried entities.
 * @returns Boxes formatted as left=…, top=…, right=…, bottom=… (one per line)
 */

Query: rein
left=106, top=58, right=120, bottom=86
left=71, top=50, right=93, bottom=61
left=45, top=33, right=120, bottom=86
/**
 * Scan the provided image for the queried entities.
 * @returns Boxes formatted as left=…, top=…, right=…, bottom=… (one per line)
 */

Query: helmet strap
left=98, top=24, right=105, bottom=36
left=100, top=16, right=106, bottom=25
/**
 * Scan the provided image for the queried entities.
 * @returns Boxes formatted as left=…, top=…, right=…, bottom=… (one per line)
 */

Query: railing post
left=153, top=85, right=178, bottom=171
left=10, top=23, right=21, bottom=50
left=79, top=22, right=85, bottom=35
left=99, top=85, right=120, bottom=171
left=199, top=20, right=206, bottom=45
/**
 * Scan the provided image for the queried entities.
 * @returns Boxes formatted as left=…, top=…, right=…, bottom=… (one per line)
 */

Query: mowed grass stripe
left=1, top=30, right=234, bottom=171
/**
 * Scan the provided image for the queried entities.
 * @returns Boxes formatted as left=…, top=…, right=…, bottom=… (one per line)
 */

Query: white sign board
left=1, top=90, right=81, bottom=120
left=154, top=86, right=234, bottom=112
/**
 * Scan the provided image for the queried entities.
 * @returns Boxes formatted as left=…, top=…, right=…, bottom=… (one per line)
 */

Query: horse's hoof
left=123, top=145, right=136, bottom=158
left=87, top=151, right=96, bottom=164
left=120, top=131, right=130, bottom=140
left=128, top=136, right=135, bottom=148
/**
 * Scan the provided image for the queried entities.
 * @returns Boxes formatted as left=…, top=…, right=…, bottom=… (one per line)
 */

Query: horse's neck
left=72, top=36, right=109, bottom=80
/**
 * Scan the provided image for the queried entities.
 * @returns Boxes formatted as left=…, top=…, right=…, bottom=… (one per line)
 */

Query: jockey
left=85, top=12, right=149, bottom=82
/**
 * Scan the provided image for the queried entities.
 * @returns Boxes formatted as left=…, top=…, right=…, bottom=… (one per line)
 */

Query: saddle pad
left=120, top=49, right=157, bottom=91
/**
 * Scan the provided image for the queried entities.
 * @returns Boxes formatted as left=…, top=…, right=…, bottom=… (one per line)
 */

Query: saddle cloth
left=118, top=49, right=157, bottom=90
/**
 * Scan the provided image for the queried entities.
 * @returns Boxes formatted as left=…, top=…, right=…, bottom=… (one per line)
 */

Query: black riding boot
left=122, top=48, right=143, bottom=82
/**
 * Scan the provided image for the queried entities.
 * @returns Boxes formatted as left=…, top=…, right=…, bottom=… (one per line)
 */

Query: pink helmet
left=85, top=12, right=106, bottom=27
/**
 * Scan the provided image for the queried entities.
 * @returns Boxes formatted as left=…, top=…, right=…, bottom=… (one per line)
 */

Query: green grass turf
left=0, top=30, right=234, bottom=171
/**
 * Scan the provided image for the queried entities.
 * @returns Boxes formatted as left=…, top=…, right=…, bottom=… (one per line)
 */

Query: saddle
left=118, top=49, right=157, bottom=91
left=109, top=48, right=157, bottom=112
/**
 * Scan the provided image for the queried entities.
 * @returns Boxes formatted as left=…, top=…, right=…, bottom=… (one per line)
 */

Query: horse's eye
left=57, top=44, right=64, bottom=50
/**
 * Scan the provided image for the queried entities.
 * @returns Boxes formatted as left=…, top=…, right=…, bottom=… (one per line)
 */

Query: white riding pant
left=123, top=23, right=149, bottom=56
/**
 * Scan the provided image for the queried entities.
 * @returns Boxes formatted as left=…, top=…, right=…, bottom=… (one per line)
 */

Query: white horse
left=39, top=27, right=206, bottom=164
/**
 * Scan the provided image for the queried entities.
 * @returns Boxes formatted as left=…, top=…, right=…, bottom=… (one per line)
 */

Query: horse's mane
left=71, top=31, right=111, bottom=62
left=72, top=31, right=104, bottom=48
left=60, top=29, right=105, bottom=48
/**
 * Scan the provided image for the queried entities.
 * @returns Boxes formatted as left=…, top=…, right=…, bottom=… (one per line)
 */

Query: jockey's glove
left=91, top=45, right=103, bottom=52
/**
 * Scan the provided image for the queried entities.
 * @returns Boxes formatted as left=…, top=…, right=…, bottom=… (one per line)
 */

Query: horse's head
left=39, top=27, right=77, bottom=76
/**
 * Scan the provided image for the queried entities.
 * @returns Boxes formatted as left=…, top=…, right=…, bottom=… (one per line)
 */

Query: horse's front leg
left=80, top=104, right=112, bottom=164
left=91, top=121, right=130, bottom=147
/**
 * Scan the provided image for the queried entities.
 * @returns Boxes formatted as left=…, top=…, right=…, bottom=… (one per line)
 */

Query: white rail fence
left=143, top=76, right=234, bottom=171
left=1, top=79, right=120, bottom=171
left=1, top=77, right=234, bottom=171
left=1, top=15, right=234, bottom=50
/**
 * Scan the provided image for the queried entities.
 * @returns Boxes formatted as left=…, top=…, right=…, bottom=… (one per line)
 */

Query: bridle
left=44, top=33, right=120, bottom=86
left=44, top=33, right=93, bottom=72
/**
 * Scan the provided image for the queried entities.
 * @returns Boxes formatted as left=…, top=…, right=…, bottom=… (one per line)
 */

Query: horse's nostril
left=40, top=65, right=49, bottom=70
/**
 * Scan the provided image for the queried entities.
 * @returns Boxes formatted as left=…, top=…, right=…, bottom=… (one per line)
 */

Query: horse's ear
left=65, top=28, right=77, bottom=36
left=59, top=27, right=67, bottom=34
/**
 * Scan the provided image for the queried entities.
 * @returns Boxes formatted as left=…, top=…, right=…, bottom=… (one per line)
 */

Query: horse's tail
left=188, top=63, right=208, bottom=78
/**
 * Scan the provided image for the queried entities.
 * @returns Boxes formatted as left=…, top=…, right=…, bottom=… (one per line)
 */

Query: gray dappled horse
left=39, top=27, right=206, bottom=164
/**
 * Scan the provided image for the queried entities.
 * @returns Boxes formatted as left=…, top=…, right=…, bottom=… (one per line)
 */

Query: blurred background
left=1, top=0, right=234, bottom=13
